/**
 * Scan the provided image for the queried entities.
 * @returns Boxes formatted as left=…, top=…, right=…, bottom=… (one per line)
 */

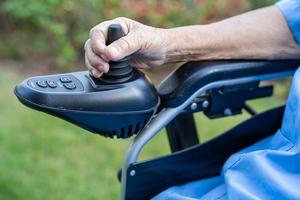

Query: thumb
left=104, top=32, right=141, bottom=61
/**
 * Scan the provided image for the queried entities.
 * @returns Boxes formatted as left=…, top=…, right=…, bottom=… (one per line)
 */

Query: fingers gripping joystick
left=100, top=24, right=133, bottom=83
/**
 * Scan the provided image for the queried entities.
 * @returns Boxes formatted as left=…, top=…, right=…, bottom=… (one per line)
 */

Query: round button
left=36, top=80, right=47, bottom=88
left=64, top=83, right=76, bottom=90
left=46, top=80, right=57, bottom=88
left=60, top=76, right=72, bottom=83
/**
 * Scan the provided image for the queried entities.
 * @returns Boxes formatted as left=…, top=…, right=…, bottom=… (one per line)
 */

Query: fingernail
left=92, top=69, right=102, bottom=78
left=95, top=64, right=108, bottom=74
left=103, top=65, right=110, bottom=73
left=96, top=65, right=102, bottom=71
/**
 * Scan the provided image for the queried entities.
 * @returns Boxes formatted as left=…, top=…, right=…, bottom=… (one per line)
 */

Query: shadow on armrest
left=158, top=60, right=300, bottom=107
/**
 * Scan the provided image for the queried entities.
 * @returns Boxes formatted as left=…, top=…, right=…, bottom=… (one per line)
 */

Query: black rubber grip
left=101, top=24, right=133, bottom=83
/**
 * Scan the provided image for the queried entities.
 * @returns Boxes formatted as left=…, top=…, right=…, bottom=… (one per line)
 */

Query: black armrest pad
left=158, top=60, right=300, bottom=107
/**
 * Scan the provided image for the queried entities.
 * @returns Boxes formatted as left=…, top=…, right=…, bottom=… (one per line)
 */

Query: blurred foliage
left=0, top=0, right=276, bottom=69
left=250, top=0, right=277, bottom=9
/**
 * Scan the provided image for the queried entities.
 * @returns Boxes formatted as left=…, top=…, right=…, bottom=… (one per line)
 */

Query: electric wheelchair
left=15, top=24, right=300, bottom=200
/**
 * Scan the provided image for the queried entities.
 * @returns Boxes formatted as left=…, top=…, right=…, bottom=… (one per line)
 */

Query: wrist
left=164, top=24, right=239, bottom=63
left=164, top=25, right=212, bottom=63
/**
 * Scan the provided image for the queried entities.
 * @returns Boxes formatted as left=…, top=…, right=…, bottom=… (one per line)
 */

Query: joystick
left=15, top=24, right=160, bottom=139
left=100, top=24, right=133, bottom=83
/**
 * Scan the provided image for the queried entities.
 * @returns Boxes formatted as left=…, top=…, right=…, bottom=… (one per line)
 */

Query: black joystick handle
left=107, top=24, right=124, bottom=45
left=100, top=24, right=133, bottom=83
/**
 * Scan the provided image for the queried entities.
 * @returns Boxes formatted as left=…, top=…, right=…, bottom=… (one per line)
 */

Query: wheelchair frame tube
left=120, top=70, right=295, bottom=200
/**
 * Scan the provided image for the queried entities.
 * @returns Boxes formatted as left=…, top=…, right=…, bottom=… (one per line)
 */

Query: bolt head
left=130, top=170, right=136, bottom=176
left=202, top=100, right=209, bottom=108
left=224, top=108, right=232, bottom=116
left=190, top=103, right=198, bottom=110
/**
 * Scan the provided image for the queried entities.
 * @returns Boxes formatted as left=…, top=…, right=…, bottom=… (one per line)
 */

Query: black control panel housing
left=15, top=69, right=160, bottom=138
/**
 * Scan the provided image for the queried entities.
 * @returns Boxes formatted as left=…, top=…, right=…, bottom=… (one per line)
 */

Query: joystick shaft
left=100, top=24, right=133, bottom=83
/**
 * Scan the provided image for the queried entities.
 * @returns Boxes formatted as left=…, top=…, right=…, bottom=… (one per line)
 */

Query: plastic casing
left=15, top=69, right=160, bottom=138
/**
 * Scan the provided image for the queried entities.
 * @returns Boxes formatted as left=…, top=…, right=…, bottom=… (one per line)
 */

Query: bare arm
left=85, top=6, right=300, bottom=77
left=166, top=6, right=300, bottom=62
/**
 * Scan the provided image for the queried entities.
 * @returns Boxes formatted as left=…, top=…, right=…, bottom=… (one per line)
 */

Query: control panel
left=27, top=75, right=84, bottom=92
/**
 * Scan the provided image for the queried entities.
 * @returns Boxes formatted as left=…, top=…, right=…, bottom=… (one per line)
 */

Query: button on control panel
left=29, top=75, right=83, bottom=92
left=47, top=80, right=57, bottom=88
left=60, top=76, right=72, bottom=83
left=36, top=80, right=47, bottom=88
left=64, top=83, right=76, bottom=90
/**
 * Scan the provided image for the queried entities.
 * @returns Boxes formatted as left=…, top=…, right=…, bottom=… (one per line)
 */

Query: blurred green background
left=0, top=0, right=276, bottom=70
left=0, top=0, right=287, bottom=200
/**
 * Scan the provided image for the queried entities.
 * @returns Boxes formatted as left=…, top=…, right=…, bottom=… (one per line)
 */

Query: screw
left=130, top=170, right=136, bottom=176
left=202, top=100, right=209, bottom=109
left=224, top=108, right=232, bottom=116
left=190, top=102, right=198, bottom=110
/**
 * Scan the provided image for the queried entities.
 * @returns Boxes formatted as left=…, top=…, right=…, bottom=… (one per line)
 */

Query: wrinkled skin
left=85, top=7, right=300, bottom=78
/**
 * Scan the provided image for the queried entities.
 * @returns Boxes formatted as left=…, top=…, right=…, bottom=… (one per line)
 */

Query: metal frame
left=120, top=70, right=295, bottom=200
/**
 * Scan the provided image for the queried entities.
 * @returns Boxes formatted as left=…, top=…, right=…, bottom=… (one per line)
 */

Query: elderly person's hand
left=84, top=17, right=171, bottom=78
left=85, top=7, right=300, bottom=78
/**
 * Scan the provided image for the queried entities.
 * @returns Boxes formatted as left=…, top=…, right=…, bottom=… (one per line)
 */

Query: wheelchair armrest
left=158, top=60, right=300, bottom=107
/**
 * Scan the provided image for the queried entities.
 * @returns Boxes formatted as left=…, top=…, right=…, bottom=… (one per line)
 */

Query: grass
left=0, top=70, right=288, bottom=200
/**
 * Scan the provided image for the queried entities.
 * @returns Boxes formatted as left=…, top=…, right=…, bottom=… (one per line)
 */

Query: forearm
left=165, top=6, right=300, bottom=62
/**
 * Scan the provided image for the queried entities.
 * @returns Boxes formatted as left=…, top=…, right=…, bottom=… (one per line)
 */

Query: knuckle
left=118, top=38, right=131, bottom=50
left=84, top=39, right=90, bottom=50
left=89, top=26, right=104, bottom=38
left=113, top=17, right=131, bottom=33
left=90, top=28, right=102, bottom=39
left=91, top=42, right=102, bottom=54
left=89, top=27, right=97, bottom=38
left=114, top=17, right=128, bottom=22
